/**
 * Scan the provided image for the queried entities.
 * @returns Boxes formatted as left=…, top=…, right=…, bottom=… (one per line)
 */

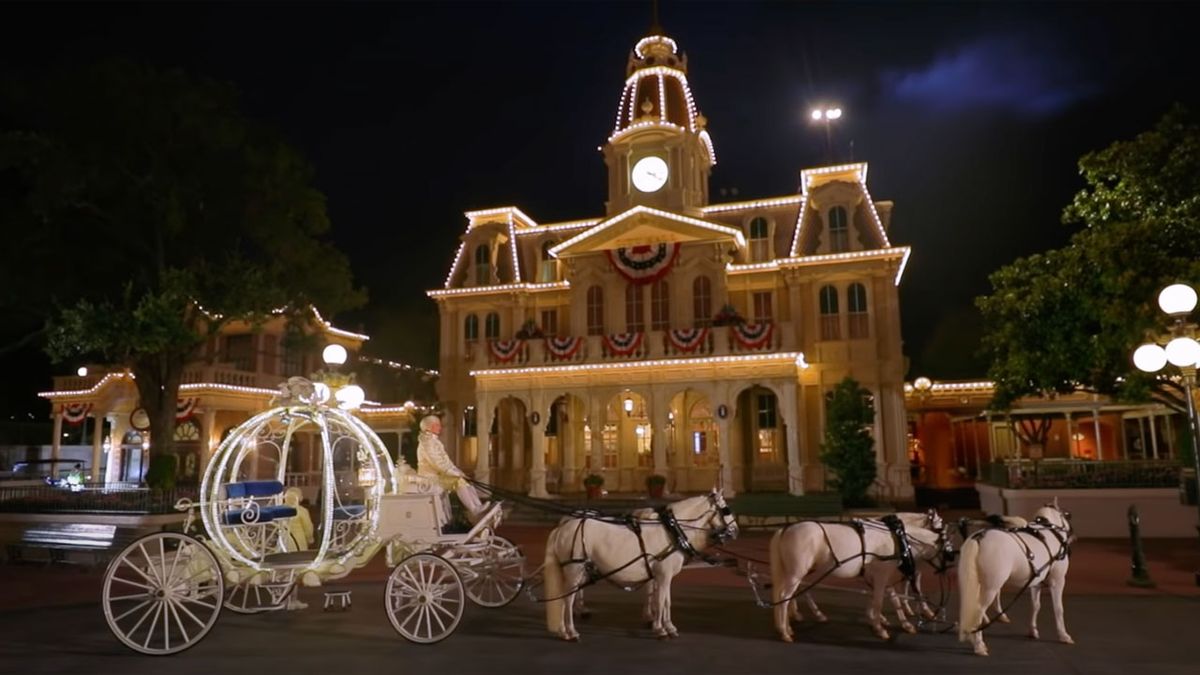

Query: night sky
left=2, top=1, right=1197, bottom=417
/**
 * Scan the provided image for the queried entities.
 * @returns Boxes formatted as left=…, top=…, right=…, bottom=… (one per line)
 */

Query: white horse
left=544, top=490, right=737, bottom=641
left=769, top=514, right=946, bottom=640
left=957, top=501, right=1074, bottom=656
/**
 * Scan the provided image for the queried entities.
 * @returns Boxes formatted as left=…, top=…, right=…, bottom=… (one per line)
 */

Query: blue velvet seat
left=333, top=505, right=366, bottom=520
left=222, top=480, right=293, bottom=524
left=222, top=505, right=297, bottom=525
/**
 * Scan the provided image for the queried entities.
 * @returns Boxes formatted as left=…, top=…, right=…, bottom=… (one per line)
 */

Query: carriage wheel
left=102, top=532, right=223, bottom=655
left=223, top=569, right=296, bottom=614
left=385, top=553, right=465, bottom=644
left=465, top=536, right=525, bottom=608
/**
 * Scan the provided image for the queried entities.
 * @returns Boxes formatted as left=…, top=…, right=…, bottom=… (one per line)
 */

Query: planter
left=585, top=485, right=603, bottom=500
left=647, top=483, right=665, bottom=499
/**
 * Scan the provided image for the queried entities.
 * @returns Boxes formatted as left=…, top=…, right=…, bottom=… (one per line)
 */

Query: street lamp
left=810, top=106, right=843, bottom=164
left=1133, top=282, right=1200, bottom=584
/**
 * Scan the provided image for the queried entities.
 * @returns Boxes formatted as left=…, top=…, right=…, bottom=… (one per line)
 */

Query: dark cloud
left=881, top=33, right=1101, bottom=118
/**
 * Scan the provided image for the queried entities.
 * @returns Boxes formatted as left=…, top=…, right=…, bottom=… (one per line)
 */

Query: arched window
left=485, top=312, right=500, bottom=340
left=474, top=243, right=491, bottom=285
left=828, top=207, right=849, bottom=253
left=650, top=280, right=670, bottom=331
left=749, top=217, right=770, bottom=262
left=586, top=285, right=605, bottom=336
left=848, top=282, right=869, bottom=338
left=693, top=276, right=712, bottom=327
left=625, top=284, right=645, bottom=332
left=539, top=240, right=558, bottom=282
left=464, top=314, right=479, bottom=346
left=819, top=285, right=840, bottom=340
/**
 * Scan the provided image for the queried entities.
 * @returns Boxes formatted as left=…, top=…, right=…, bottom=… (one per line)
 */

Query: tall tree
left=820, top=377, right=877, bottom=506
left=977, top=105, right=1200, bottom=413
left=0, top=60, right=365, bottom=466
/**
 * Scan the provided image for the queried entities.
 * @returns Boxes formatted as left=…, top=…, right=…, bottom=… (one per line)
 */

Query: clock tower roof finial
left=610, top=31, right=706, bottom=140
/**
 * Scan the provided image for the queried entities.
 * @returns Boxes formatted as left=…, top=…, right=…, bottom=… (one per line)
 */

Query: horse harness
left=969, top=514, right=1072, bottom=633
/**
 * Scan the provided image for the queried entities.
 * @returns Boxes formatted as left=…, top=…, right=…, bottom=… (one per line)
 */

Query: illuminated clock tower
left=603, top=33, right=716, bottom=218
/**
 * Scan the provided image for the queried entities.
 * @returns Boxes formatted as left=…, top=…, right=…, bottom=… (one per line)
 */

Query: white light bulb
left=1158, top=284, right=1198, bottom=316
left=828, top=108, right=842, bottom=119
left=810, top=109, right=823, bottom=120
left=335, top=384, right=365, bottom=410
left=1164, top=337, right=1200, bottom=367
left=76, top=367, right=88, bottom=377
left=1132, top=343, right=1168, bottom=373
left=913, top=376, right=932, bottom=391
left=322, top=344, right=348, bottom=366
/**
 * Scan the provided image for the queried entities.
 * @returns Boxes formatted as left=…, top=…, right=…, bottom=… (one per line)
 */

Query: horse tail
left=769, top=527, right=784, bottom=603
left=544, top=527, right=566, bottom=635
left=956, top=535, right=983, bottom=641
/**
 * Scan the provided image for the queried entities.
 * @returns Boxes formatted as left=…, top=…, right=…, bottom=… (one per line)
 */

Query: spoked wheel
left=464, top=536, right=525, bottom=608
left=223, top=568, right=296, bottom=614
left=102, top=532, right=224, bottom=655
left=385, top=553, right=465, bottom=644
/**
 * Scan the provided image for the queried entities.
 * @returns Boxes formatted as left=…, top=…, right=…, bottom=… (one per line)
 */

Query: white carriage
left=100, top=380, right=523, bottom=655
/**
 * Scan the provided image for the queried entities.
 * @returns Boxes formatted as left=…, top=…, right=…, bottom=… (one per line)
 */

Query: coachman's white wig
left=419, top=415, right=442, bottom=432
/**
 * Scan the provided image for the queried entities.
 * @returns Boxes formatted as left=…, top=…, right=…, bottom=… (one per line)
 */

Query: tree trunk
left=133, top=351, right=186, bottom=473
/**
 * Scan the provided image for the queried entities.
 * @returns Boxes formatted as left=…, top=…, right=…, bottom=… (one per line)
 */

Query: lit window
left=635, top=424, right=653, bottom=467
left=625, top=284, right=645, bottom=332
left=749, top=217, right=770, bottom=262
left=485, top=312, right=500, bottom=340
left=587, top=286, right=605, bottom=336
left=693, top=276, right=712, bottom=327
left=464, top=314, right=479, bottom=345
left=819, top=285, right=840, bottom=340
left=752, top=291, right=773, bottom=322
left=540, top=309, right=558, bottom=337
left=848, top=283, right=869, bottom=339
left=539, top=240, right=558, bottom=282
left=651, top=280, right=670, bottom=331
left=602, top=424, right=618, bottom=468
left=828, top=207, right=849, bottom=253
left=474, top=243, right=491, bottom=285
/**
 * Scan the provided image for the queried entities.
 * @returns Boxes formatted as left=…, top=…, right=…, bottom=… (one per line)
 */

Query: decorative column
left=651, top=389, right=669, bottom=475
left=475, top=396, right=493, bottom=484
left=51, top=410, right=63, bottom=462
left=107, top=413, right=128, bottom=485
left=1065, top=412, right=1075, bottom=458
left=1092, top=408, right=1104, bottom=461
left=512, top=403, right=525, bottom=471
left=561, top=397, right=576, bottom=491
left=1148, top=410, right=1159, bottom=459
left=782, top=382, right=803, bottom=496
left=90, top=413, right=105, bottom=483
left=590, top=396, right=605, bottom=475
left=529, top=397, right=548, bottom=498
left=716, top=415, right=733, bottom=497
left=198, top=407, right=218, bottom=476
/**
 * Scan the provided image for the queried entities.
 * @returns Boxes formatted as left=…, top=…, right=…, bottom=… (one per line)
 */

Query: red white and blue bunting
left=731, top=322, right=774, bottom=349
left=176, top=397, right=199, bottom=421
left=667, top=327, right=710, bottom=353
left=545, top=335, right=584, bottom=361
left=606, top=243, right=681, bottom=285
left=488, top=339, right=525, bottom=363
left=603, top=332, right=644, bottom=356
left=60, top=402, right=92, bottom=425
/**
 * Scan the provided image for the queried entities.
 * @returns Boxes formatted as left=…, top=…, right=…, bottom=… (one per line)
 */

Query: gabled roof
left=549, top=205, right=745, bottom=258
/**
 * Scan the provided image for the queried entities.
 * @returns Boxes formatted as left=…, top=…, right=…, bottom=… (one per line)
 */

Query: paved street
left=1, top=526, right=1198, bottom=674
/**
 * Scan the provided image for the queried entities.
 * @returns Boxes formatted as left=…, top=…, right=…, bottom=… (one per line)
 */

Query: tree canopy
left=0, top=60, right=365, bottom=463
left=977, top=105, right=1200, bottom=412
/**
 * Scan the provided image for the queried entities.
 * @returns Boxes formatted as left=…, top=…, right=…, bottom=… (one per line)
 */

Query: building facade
left=36, top=307, right=414, bottom=488
left=430, top=32, right=913, bottom=498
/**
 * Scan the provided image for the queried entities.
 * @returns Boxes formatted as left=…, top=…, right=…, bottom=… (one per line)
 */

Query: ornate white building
left=429, top=32, right=912, bottom=498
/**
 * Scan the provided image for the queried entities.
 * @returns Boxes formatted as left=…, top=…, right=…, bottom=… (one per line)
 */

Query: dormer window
left=828, top=207, right=849, bottom=253
left=539, top=240, right=558, bottom=282
left=749, top=217, right=770, bottom=262
left=474, top=243, right=492, bottom=285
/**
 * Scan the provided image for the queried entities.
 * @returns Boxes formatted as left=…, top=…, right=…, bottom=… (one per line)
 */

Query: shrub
left=145, top=454, right=178, bottom=491
left=583, top=473, right=604, bottom=488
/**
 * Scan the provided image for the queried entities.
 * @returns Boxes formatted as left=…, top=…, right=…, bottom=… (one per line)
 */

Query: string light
left=788, top=196, right=810, bottom=257
left=701, top=195, right=803, bottom=215
left=698, top=130, right=716, bottom=165
left=358, top=356, right=439, bottom=378
left=609, top=120, right=686, bottom=144
left=39, top=372, right=130, bottom=398
left=465, top=206, right=537, bottom=228
left=634, top=35, right=679, bottom=59
left=180, top=382, right=279, bottom=396
left=515, top=219, right=600, bottom=235
left=444, top=241, right=466, bottom=288
left=800, top=163, right=869, bottom=191
left=508, top=221, right=522, bottom=282
left=549, top=205, right=746, bottom=258
left=427, top=281, right=570, bottom=298
left=471, top=352, right=808, bottom=377
left=724, top=246, right=912, bottom=286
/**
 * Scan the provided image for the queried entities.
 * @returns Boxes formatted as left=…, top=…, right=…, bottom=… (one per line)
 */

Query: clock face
left=631, top=156, right=669, bottom=193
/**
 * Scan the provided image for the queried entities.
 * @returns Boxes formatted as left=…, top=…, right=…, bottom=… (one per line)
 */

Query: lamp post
left=1132, top=283, right=1200, bottom=584
left=809, top=106, right=842, bottom=164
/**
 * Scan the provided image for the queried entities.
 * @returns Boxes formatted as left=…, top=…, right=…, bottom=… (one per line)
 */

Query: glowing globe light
left=1158, top=284, right=1198, bottom=316
left=335, top=384, right=366, bottom=410
left=322, top=344, right=348, bottom=366
left=810, top=109, right=822, bottom=120
left=913, top=376, right=933, bottom=392
left=1164, top=337, right=1200, bottom=368
left=827, top=108, right=842, bottom=120
left=77, top=366, right=88, bottom=377
left=1132, top=343, right=1168, bottom=373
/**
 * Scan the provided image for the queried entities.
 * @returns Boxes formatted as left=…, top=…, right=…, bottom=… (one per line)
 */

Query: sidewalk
left=2, top=525, right=1197, bottom=613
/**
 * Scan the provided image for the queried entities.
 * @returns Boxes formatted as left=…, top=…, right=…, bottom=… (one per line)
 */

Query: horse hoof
left=903, top=624, right=917, bottom=635
left=1061, top=635, right=1075, bottom=645
left=815, top=613, right=828, bottom=623
left=997, top=614, right=1011, bottom=624
left=780, top=634, right=794, bottom=643
left=1028, top=631, right=1039, bottom=640
left=974, top=649, right=989, bottom=657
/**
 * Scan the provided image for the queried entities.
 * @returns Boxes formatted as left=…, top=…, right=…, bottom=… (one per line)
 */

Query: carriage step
left=323, top=588, right=352, bottom=612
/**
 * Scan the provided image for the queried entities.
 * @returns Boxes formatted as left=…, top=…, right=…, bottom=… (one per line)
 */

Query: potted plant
left=646, top=473, right=667, bottom=499
left=712, top=303, right=744, bottom=327
left=515, top=318, right=544, bottom=340
left=583, top=473, right=604, bottom=499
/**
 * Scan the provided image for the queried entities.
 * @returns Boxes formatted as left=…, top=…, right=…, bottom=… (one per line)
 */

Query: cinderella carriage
left=100, top=377, right=523, bottom=655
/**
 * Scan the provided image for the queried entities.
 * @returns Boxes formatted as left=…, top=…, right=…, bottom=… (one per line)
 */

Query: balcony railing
left=470, top=324, right=793, bottom=370
left=52, top=364, right=283, bottom=395
left=0, top=483, right=199, bottom=514
left=980, top=459, right=1182, bottom=490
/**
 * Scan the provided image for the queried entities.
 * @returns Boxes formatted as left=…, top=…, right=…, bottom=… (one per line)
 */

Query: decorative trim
left=176, top=397, right=199, bottom=421
left=603, top=332, right=645, bottom=356
left=61, top=402, right=92, bottom=425
left=545, top=336, right=585, bottom=361
left=731, top=322, right=774, bottom=349
left=666, top=327, right=710, bottom=353
left=488, top=339, right=525, bottom=363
